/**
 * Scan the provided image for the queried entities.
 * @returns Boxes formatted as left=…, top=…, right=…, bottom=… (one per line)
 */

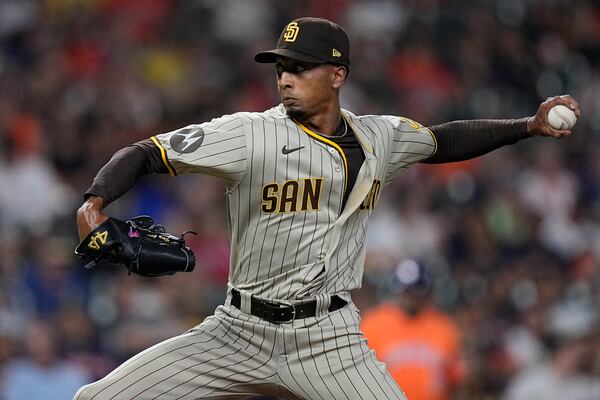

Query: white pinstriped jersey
left=153, top=104, right=436, bottom=300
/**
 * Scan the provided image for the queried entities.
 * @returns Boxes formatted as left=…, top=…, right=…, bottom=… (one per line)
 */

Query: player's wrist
left=77, top=196, right=108, bottom=240
left=83, top=195, right=105, bottom=211
left=525, top=116, right=535, bottom=135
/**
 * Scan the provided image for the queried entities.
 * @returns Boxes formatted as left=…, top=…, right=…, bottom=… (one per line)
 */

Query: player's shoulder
left=341, top=108, right=379, bottom=126
left=202, top=105, right=288, bottom=128
left=228, top=104, right=288, bottom=122
left=262, top=104, right=290, bottom=119
left=343, top=109, right=424, bottom=132
left=342, top=109, right=393, bottom=122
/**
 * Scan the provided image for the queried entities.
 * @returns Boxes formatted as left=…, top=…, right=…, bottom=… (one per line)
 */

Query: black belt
left=231, top=288, right=347, bottom=324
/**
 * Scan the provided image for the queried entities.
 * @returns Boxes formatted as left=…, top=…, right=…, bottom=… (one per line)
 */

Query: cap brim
left=254, top=49, right=325, bottom=64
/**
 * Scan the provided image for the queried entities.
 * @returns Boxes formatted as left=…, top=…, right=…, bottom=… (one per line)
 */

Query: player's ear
left=331, top=65, right=347, bottom=89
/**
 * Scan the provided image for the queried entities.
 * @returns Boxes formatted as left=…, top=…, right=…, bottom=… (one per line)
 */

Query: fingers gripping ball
left=75, top=216, right=196, bottom=276
left=547, top=104, right=577, bottom=130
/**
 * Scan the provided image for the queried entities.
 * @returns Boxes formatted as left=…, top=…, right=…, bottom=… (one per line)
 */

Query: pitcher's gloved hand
left=75, top=216, right=196, bottom=276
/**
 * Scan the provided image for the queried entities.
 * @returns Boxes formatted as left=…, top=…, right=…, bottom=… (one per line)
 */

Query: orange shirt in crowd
left=361, top=302, right=464, bottom=400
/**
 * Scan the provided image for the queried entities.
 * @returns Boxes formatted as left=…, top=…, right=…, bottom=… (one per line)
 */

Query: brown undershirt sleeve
left=84, top=138, right=168, bottom=206
left=423, top=118, right=531, bottom=164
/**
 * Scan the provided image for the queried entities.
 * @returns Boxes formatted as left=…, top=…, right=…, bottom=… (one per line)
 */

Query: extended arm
left=76, top=139, right=166, bottom=239
left=424, top=118, right=529, bottom=164
left=423, top=95, right=580, bottom=164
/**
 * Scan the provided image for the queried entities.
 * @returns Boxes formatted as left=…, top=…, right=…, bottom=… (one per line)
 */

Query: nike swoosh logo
left=282, top=145, right=305, bottom=155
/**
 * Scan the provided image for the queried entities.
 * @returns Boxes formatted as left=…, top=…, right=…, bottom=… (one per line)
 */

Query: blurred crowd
left=1, top=0, right=600, bottom=398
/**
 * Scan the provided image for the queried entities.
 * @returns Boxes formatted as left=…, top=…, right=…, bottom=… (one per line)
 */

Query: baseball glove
left=75, top=216, right=196, bottom=276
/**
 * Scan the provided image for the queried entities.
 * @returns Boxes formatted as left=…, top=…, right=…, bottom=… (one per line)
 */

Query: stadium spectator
left=361, top=260, right=465, bottom=400
left=1, top=319, right=89, bottom=400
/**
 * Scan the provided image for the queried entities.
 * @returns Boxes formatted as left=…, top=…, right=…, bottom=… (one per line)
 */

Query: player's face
left=275, top=57, right=340, bottom=120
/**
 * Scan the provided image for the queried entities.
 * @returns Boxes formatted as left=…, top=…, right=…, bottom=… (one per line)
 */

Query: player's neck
left=299, top=104, right=343, bottom=136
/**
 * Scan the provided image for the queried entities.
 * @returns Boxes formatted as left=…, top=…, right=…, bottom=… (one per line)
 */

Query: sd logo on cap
left=255, top=17, right=350, bottom=69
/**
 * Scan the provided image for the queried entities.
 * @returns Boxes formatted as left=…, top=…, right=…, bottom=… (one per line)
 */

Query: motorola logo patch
left=170, top=128, right=205, bottom=154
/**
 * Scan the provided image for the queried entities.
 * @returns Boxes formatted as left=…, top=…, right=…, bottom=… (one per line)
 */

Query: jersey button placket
left=317, top=141, right=345, bottom=201
left=329, top=147, right=341, bottom=171
left=331, top=149, right=345, bottom=191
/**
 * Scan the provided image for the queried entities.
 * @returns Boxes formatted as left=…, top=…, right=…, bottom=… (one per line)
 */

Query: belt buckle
left=277, top=300, right=296, bottom=323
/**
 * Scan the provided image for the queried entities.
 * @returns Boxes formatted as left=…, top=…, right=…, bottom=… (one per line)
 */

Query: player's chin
left=283, top=104, right=306, bottom=120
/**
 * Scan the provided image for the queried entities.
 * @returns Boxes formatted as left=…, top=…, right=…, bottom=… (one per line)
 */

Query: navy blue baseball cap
left=255, top=17, right=350, bottom=68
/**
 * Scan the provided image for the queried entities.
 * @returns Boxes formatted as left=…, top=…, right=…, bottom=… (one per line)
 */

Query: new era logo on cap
left=255, top=17, right=350, bottom=69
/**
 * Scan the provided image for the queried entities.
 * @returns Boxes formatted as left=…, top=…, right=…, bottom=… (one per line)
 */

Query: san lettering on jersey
left=261, top=177, right=323, bottom=213
left=260, top=178, right=381, bottom=214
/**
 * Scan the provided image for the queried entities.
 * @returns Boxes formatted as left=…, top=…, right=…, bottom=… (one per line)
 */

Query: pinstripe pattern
left=152, top=105, right=435, bottom=301
left=75, top=302, right=406, bottom=399
left=76, top=105, right=435, bottom=399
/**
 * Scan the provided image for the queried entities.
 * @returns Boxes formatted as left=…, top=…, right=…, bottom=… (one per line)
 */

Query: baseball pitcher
left=74, top=17, right=580, bottom=400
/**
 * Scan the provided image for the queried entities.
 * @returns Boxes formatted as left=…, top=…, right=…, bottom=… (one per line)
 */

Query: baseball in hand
left=547, top=104, right=577, bottom=130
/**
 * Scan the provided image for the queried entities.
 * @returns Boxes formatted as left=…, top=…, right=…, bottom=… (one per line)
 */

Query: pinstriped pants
left=74, top=298, right=407, bottom=400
